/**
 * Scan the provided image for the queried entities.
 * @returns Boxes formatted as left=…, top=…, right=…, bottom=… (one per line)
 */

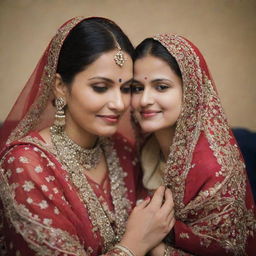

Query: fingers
left=168, top=217, right=176, bottom=230
left=166, top=208, right=175, bottom=224
left=161, top=188, right=174, bottom=214
left=148, top=186, right=165, bottom=209
left=136, top=196, right=151, bottom=209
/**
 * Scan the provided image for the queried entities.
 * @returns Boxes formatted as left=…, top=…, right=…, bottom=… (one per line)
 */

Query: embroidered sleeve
left=0, top=145, right=87, bottom=256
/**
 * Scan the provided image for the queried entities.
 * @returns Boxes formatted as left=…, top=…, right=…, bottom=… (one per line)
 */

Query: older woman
left=0, top=18, right=174, bottom=256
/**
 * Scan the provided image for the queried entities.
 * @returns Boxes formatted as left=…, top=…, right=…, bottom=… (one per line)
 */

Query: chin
left=95, top=127, right=118, bottom=137
left=140, top=124, right=162, bottom=134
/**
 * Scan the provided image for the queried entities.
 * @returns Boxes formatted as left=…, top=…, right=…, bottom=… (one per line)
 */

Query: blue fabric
left=232, top=128, right=256, bottom=202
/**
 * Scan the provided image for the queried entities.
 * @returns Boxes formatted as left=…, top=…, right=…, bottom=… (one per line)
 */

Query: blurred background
left=0, top=0, right=256, bottom=130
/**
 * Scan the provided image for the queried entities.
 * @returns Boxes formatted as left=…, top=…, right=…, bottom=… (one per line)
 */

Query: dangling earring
left=54, top=97, right=66, bottom=128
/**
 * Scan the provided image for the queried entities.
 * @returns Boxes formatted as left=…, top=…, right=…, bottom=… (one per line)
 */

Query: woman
left=0, top=18, right=175, bottom=256
left=132, top=35, right=256, bottom=255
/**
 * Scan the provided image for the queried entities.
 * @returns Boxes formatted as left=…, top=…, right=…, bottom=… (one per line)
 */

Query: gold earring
left=54, top=97, right=66, bottom=128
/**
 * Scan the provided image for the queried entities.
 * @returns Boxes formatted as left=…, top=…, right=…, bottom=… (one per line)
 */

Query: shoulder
left=1, top=143, right=43, bottom=165
left=0, top=141, right=56, bottom=183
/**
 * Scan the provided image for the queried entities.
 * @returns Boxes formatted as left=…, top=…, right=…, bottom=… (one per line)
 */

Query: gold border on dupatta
left=153, top=34, right=256, bottom=253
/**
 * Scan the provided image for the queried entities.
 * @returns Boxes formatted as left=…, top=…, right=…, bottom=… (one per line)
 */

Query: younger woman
left=132, top=35, right=256, bottom=255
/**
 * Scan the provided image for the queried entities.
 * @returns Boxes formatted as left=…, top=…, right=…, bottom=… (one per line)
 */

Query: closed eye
left=91, top=84, right=108, bottom=93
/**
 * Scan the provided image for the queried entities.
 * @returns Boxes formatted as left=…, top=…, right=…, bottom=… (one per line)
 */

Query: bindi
left=118, top=78, right=122, bottom=83
left=144, top=77, right=148, bottom=80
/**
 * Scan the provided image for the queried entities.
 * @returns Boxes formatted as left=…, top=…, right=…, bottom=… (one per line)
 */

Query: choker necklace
left=50, top=125, right=102, bottom=170
left=49, top=125, right=130, bottom=251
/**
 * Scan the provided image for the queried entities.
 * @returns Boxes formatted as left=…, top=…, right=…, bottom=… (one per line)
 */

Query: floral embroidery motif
left=45, top=175, right=55, bottom=182
left=16, top=167, right=24, bottom=173
left=180, top=233, right=189, bottom=239
left=22, top=181, right=35, bottom=192
left=7, top=156, right=15, bottom=164
left=41, top=184, right=49, bottom=192
left=43, top=218, right=52, bottom=226
left=26, top=197, right=33, bottom=204
left=34, top=165, right=43, bottom=173
left=38, top=200, right=49, bottom=209
left=19, top=156, right=29, bottom=163
left=54, top=207, right=60, bottom=215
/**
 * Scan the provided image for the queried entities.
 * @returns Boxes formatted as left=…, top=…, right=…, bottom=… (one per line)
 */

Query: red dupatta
left=0, top=17, right=141, bottom=256
left=142, top=34, right=256, bottom=255
left=0, top=17, right=86, bottom=150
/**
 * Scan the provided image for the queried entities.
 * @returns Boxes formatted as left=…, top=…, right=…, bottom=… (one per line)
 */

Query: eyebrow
left=132, top=78, right=174, bottom=84
left=89, top=76, right=133, bottom=85
left=88, top=77, right=114, bottom=84
left=151, top=78, right=174, bottom=83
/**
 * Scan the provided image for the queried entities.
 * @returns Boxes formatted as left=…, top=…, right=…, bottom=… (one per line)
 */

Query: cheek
left=131, top=94, right=141, bottom=109
left=122, top=94, right=131, bottom=109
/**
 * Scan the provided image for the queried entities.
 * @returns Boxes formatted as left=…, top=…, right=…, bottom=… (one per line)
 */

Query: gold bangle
left=113, top=244, right=136, bottom=256
left=163, top=244, right=170, bottom=256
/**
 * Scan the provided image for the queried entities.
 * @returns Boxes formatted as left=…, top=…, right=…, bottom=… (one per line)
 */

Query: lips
left=97, top=114, right=120, bottom=123
left=140, top=110, right=161, bottom=118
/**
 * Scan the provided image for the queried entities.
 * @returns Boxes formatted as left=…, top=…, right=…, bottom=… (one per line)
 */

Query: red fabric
left=0, top=132, right=141, bottom=255
left=0, top=17, right=88, bottom=150
left=139, top=35, right=256, bottom=255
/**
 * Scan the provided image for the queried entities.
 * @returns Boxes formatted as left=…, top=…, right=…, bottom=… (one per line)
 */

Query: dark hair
left=134, top=38, right=182, bottom=79
left=57, top=17, right=134, bottom=85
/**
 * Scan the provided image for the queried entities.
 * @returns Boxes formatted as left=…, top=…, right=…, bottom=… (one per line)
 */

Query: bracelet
left=113, top=244, right=136, bottom=256
left=163, top=244, right=170, bottom=256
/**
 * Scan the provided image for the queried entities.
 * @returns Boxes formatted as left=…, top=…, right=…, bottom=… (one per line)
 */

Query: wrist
left=163, top=244, right=170, bottom=256
left=119, top=235, right=147, bottom=256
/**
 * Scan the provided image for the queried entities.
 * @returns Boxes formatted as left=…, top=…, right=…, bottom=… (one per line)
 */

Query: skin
left=132, top=54, right=183, bottom=160
left=39, top=50, right=175, bottom=255
left=132, top=54, right=183, bottom=255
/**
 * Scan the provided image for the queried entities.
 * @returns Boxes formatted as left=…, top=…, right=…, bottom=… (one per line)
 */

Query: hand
left=150, top=242, right=166, bottom=256
left=119, top=186, right=175, bottom=256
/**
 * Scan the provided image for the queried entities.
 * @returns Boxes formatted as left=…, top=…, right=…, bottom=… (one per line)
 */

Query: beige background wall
left=0, top=0, right=256, bottom=130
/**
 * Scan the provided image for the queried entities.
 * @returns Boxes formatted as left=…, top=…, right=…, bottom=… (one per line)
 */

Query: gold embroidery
left=153, top=34, right=256, bottom=254
left=2, top=135, right=131, bottom=253
left=7, top=17, right=85, bottom=145
left=179, top=233, right=189, bottom=239
left=0, top=166, right=85, bottom=256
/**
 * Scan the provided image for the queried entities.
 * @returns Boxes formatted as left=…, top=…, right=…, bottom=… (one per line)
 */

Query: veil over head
left=138, top=34, right=256, bottom=253
left=0, top=17, right=91, bottom=150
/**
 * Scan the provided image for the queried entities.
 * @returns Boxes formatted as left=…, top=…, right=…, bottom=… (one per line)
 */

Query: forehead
left=134, top=55, right=173, bottom=79
left=79, top=49, right=133, bottom=80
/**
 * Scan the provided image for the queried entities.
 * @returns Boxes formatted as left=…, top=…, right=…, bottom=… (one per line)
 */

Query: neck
left=65, top=119, right=98, bottom=149
left=154, top=126, right=176, bottom=162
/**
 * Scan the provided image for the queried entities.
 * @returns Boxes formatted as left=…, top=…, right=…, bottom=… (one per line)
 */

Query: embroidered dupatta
left=0, top=17, right=141, bottom=256
left=139, top=34, right=256, bottom=255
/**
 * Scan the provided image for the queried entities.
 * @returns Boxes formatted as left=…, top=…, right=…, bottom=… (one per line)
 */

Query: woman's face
left=132, top=55, right=183, bottom=134
left=62, top=50, right=133, bottom=138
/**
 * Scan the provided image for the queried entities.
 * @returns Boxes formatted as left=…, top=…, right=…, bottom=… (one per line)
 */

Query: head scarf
left=0, top=17, right=89, bottom=150
left=137, top=34, right=256, bottom=254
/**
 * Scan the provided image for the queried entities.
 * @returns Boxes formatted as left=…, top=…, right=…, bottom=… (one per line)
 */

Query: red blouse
left=0, top=132, right=142, bottom=256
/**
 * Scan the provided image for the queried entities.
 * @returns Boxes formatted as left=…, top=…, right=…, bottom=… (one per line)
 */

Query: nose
left=108, top=90, right=125, bottom=112
left=140, top=88, right=154, bottom=107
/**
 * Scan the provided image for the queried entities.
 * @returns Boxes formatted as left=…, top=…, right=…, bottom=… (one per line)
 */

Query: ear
left=53, top=73, right=69, bottom=99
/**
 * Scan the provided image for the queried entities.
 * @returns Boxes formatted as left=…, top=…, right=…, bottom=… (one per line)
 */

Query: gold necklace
left=50, top=125, right=102, bottom=170
left=50, top=126, right=130, bottom=252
